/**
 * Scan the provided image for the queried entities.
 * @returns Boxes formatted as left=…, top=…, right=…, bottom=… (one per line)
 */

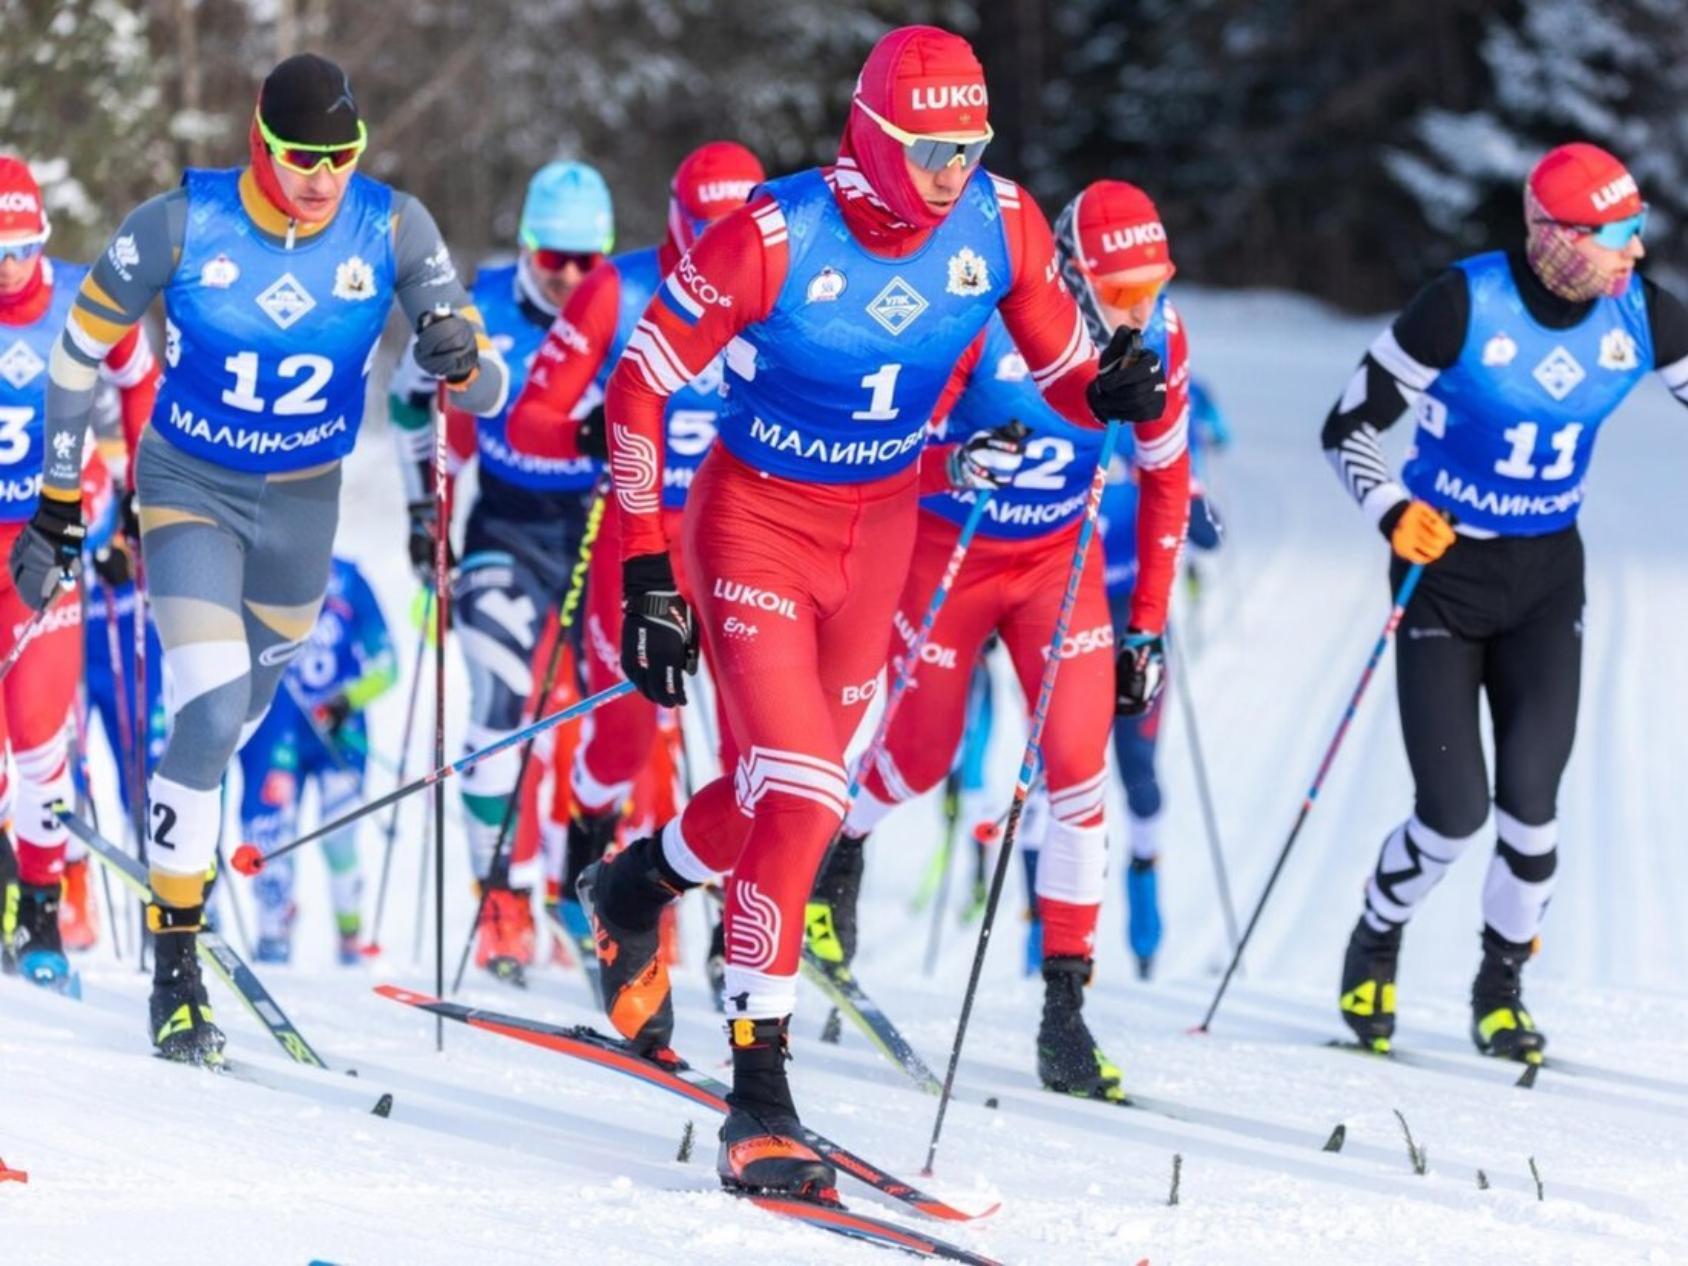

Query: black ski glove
left=620, top=551, right=698, bottom=708
left=1114, top=630, right=1166, bottom=717
left=413, top=306, right=480, bottom=385
left=1087, top=327, right=1166, bottom=424
left=315, top=693, right=353, bottom=739
left=406, top=496, right=453, bottom=585
left=947, top=418, right=1030, bottom=490
left=574, top=403, right=609, bottom=460
left=92, top=540, right=134, bottom=588
left=9, top=495, right=84, bottom=612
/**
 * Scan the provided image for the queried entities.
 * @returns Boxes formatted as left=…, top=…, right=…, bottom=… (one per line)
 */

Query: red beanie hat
left=668, top=141, right=766, bottom=255
left=1073, top=180, right=1174, bottom=278
left=839, top=25, right=989, bottom=231
left=1529, top=143, right=1642, bottom=225
left=0, top=157, right=49, bottom=241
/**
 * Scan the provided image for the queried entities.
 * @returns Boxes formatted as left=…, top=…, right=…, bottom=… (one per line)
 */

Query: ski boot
left=579, top=833, right=691, bottom=1056
left=557, top=809, right=617, bottom=965
left=473, top=880, right=536, bottom=987
left=58, top=857, right=99, bottom=953
left=804, top=832, right=864, bottom=969
left=1125, top=856, right=1162, bottom=979
left=1339, top=915, right=1402, bottom=1053
left=149, top=903, right=225, bottom=1066
left=0, top=829, right=18, bottom=975
left=1036, top=956, right=1126, bottom=1102
left=1470, top=927, right=1547, bottom=1065
left=718, top=1016, right=838, bottom=1201
left=335, top=912, right=363, bottom=967
left=8, top=882, right=79, bottom=995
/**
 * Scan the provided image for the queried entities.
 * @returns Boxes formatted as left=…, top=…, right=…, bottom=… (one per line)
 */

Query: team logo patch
left=1481, top=332, right=1517, bottom=367
left=255, top=273, right=317, bottom=330
left=107, top=234, right=140, bottom=281
left=332, top=255, right=376, bottom=301
left=52, top=431, right=77, bottom=461
left=865, top=276, right=928, bottom=336
left=200, top=253, right=239, bottom=289
left=994, top=349, right=1029, bottom=383
left=1531, top=345, right=1585, bottom=401
left=806, top=266, right=846, bottom=303
left=0, top=339, right=45, bottom=390
left=946, top=247, right=991, bottom=297
left=1598, top=328, right=1639, bottom=371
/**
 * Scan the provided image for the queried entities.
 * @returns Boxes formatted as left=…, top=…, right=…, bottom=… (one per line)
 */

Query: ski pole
left=451, top=478, right=607, bottom=994
left=1194, top=562, right=1425, bottom=1034
left=132, top=553, right=152, bottom=972
left=429, top=381, right=453, bottom=1050
left=1165, top=625, right=1240, bottom=955
left=925, top=416, right=1122, bottom=1175
left=368, top=589, right=431, bottom=954
left=70, top=667, right=122, bottom=963
left=0, top=571, right=75, bottom=683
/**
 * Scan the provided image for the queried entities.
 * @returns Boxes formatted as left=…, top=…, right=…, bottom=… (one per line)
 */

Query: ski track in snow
left=5, top=289, right=1686, bottom=1264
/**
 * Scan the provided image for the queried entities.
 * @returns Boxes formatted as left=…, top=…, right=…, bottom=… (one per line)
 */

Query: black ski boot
left=7, top=882, right=75, bottom=992
left=563, top=808, right=619, bottom=900
left=148, top=903, right=225, bottom=1066
left=1036, top=956, right=1126, bottom=1103
left=579, top=833, right=691, bottom=1056
left=717, top=1016, right=838, bottom=1201
left=1339, top=915, right=1403, bottom=1053
left=1470, top=927, right=1546, bottom=1064
left=804, top=832, right=865, bottom=969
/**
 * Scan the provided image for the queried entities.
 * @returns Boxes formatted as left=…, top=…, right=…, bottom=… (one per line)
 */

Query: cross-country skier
left=9, top=55, right=507, bottom=1063
left=389, top=160, right=612, bottom=985
left=505, top=140, right=765, bottom=962
left=1323, top=142, right=1688, bottom=1063
left=0, top=156, right=157, bottom=989
left=580, top=26, right=1182, bottom=1198
left=813, top=180, right=1195, bottom=1102
left=237, top=552, right=394, bottom=964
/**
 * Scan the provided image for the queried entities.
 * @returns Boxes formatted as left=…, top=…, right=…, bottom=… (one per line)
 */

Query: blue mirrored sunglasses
left=0, top=240, right=44, bottom=264
left=1539, top=206, right=1648, bottom=249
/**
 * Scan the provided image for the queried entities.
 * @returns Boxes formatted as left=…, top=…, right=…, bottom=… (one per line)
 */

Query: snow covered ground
left=6, top=287, right=1688, bottom=1264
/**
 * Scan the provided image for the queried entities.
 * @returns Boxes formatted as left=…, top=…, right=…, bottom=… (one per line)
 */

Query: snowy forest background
left=4, top=0, right=1686, bottom=310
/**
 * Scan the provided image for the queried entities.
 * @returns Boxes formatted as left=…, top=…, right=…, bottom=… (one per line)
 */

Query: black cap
left=258, top=53, right=361, bottom=146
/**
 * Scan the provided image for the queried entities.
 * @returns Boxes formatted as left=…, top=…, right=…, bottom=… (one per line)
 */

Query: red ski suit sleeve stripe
left=995, top=178, right=1187, bottom=634
left=1128, top=302, right=1192, bottom=634
left=605, top=203, right=784, bottom=559
left=506, top=262, right=624, bottom=459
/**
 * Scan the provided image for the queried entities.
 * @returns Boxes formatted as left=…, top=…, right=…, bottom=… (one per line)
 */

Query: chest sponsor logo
left=946, top=247, right=991, bottom=297
left=107, top=233, right=140, bottom=282
left=1531, top=345, right=1584, bottom=401
left=333, top=255, right=377, bottom=301
left=1481, top=331, right=1517, bottom=367
left=200, top=253, right=239, bottom=289
left=0, top=339, right=45, bottom=389
left=1598, top=328, right=1639, bottom=371
left=255, top=272, right=317, bottom=330
left=713, top=578, right=798, bottom=621
left=806, top=266, right=846, bottom=304
left=865, top=276, right=927, bottom=336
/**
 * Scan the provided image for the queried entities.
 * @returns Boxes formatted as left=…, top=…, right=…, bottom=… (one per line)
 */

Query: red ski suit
left=603, top=168, right=1189, bottom=1016
left=1, top=264, right=157, bottom=885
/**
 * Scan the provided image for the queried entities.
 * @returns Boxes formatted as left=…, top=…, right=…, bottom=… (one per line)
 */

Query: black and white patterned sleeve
left=1320, top=268, right=1468, bottom=526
